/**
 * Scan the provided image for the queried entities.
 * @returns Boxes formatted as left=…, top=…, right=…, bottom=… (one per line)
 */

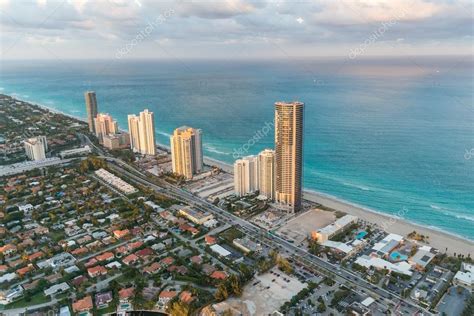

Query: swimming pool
left=356, top=231, right=368, bottom=239
left=390, top=251, right=408, bottom=262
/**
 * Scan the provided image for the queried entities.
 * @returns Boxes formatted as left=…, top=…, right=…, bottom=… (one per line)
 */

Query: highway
left=76, top=129, right=429, bottom=316
left=104, top=158, right=430, bottom=316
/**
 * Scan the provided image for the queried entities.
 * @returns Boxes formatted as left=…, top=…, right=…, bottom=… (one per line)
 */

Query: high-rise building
left=127, top=109, right=156, bottom=155
left=94, top=113, right=118, bottom=144
left=234, top=155, right=259, bottom=197
left=170, top=126, right=203, bottom=179
left=84, top=91, right=98, bottom=133
left=128, top=115, right=140, bottom=152
left=258, top=149, right=275, bottom=200
left=274, top=101, right=304, bottom=212
left=24, top=136, right=47, bottom=161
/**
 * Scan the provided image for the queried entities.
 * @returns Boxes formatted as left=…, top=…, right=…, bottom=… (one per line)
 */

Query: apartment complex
left=233, top=155, right=259, bottom=197
left=170, top=126, right=203, bottom=179
left=258, top=149, right=275, bottom=200
left=84, top=91, right=98, bottom=133
left=94, top=113, right=118, bottom=144
left=24, top=136, right=47, bottom=161
left=128, top=109, right=156, bottom=155
left=103, top=133, right=130, bottom=150
left=274, top=101, right=304, bottom=212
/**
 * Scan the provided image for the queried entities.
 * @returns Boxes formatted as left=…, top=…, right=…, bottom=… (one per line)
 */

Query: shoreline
left=5, top=93, right=474, bottom=256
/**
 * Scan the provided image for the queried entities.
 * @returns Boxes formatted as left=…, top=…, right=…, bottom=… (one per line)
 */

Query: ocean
left=1, top=57, right=473, bottom=240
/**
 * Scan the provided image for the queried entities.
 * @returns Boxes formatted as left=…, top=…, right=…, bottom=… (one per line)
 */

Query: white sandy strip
left=303, top=191, right=474, bottom=257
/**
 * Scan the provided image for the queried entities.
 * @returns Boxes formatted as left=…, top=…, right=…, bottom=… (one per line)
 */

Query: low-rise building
left=372, top=233, right=404, bottom=257
left=233, top=237, right=262, bottom=254
left=409, top=246, right=436, bottom=270
left=95, top=291, right=113, bottom=309
left=178, top=206, right=214, bottom=225
left=158, top=290, right=178, bottom=307
left=44, top=282, right=70, bottom=296
left=72, top=296, right=93, bottom=314
left=95, top=168, right=137, bottom=194
left=210, top=244, right=231, bottom=258
left=453, top=263, right=473, bottom=290
left=59, top=146, right=91, bottom=158
left=312, top=215, right=358, bottom=243
left=87, top=265, right=107, bottom=278
left=355, top=255, right=413, bottom=276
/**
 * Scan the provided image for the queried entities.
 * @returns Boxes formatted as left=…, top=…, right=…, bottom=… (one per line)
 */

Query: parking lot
left=227, top=269, right=306, bottom=315
left=437, top=286, right=471, bottom=316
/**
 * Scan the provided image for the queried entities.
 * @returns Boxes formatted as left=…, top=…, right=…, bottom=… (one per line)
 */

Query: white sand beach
left=204, top=157, right=474, bottom=257
left=303, top=191, right=474, bottom=257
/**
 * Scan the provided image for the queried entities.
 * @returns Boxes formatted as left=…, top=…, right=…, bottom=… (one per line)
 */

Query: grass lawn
left=219, top=227, right=244, bottom=243
left=7, top=292, right=50, bottom=309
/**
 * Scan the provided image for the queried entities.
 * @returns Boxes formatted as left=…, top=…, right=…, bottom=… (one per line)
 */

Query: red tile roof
left=210, top=271, right=228, bottom=280
left=179, top=291, right=195, bottom=304
left=96, top=251, right=114, bottom=262
left=123, top=253, right=139, bottom=265
left=119, top=287, right=135, bottom=300
left=135, top=248, right=154, bottom=258
left=73, top=296, right=93, bottom=312
left=87, top=265, right=107, bottom=277
left=205, top=235, right=216, bottom=245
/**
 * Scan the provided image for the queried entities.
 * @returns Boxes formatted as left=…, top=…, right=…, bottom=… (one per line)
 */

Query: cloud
left=311, top=0, right=444, bottom=25
left=0, top=0, right=472, bottom=59
left=177, top=0, right=259, bottom=19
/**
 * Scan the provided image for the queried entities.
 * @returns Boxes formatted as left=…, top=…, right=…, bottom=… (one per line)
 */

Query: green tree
left=215, top=283, right=229, bottom=301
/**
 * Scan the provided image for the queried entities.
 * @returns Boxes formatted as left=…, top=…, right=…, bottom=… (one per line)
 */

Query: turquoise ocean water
left=1, top=58, right=473, bottom=240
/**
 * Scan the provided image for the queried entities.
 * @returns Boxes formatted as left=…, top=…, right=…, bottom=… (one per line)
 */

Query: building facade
left=170, top=126, right=203, bottom=179
left=258, top=149, right=275, bottom=200
left=102, top=132, right=130, bottom=150
left=127, top=109, right=156, bottom=155
left=234, top=155, right=259, bottom=197
left=84, top=91, right=98, bottom=133
left=94, top=113, right=118, bottom=144
left=24, top=136, right=47, bottom=161
left=274, top=101, right=304, bottom=212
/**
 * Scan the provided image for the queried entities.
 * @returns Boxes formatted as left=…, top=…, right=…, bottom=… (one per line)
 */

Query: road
left=78, top=132, right=430, bottom=316
left=105, top=159, right=430, bottom=316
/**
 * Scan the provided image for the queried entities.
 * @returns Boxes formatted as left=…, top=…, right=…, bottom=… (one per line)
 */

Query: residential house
left=72, top=296, right=93, bottom=314
left=87, top=265, right=107, bottom=278
left=95, top=291, right=113, bottom=309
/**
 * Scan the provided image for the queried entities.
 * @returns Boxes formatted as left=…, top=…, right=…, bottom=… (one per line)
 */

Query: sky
left=0, top=0, right=472, bottom=60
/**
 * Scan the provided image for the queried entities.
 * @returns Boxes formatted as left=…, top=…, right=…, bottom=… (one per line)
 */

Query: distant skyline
left=0, top=0, right=472, bottom=60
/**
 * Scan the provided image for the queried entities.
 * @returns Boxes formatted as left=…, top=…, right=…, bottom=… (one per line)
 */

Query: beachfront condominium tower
left=127, top=109, right=156, bottom=155
left=24, top=136, right=47, bottom=161
left=258, top=149, right=275, bottom=200
left=170, top=126, right=203, bottom=180
left=274, top=101, right=304, bottom=212
left=234, top=155, right=259, bottom=197
left=94, top=113, right=118, bottom=144
left=84, top=91, right=98, bottom=133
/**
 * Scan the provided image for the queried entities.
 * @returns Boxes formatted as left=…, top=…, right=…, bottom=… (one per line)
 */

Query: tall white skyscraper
left=258, top=149, right=275, bottom=200
left=170, top=126, right=203, bottom=180
left=234, top=155, right=259, bottom=197
left=94, top=113, right=118, bottom=144
left=24, top=136, right=47, bottom=161
left=274, top=101, right=304, bottom=212
left=127, top=109, right=156, bottom=155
